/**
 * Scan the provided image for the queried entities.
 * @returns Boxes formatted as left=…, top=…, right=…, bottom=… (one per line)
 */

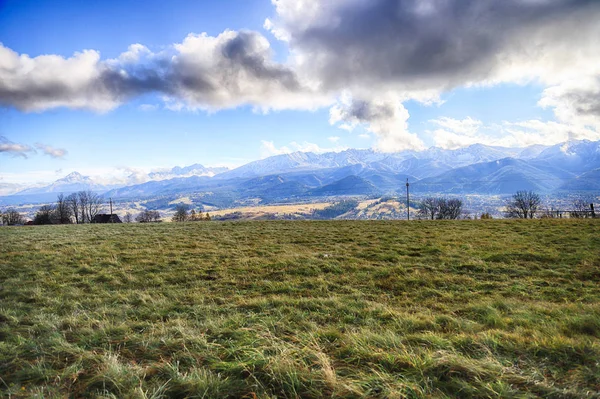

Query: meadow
left=0, top=220, right=599, bottom=398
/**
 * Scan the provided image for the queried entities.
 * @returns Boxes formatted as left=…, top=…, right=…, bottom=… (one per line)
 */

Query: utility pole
left=406, top=179, right=410, bottom=220
left=109, top=198, right=113, bottom=215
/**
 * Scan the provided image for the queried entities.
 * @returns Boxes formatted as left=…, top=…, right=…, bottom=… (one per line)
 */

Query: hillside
left=1, top=220, right=599, bottom=398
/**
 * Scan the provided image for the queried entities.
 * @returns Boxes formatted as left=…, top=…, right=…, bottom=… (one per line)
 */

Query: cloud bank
left=2, top=0, right=600, bottom=150
left=268, top=0, right=600, bottom=148
left=0, top=30, right=327, bottom=113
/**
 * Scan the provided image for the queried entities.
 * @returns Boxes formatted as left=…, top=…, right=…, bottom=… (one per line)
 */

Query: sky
left=1, top=0, right=599, bottom=186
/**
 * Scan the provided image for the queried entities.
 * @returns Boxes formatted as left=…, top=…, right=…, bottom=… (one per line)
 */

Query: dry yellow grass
left=209, top=202, right=333, bottom=218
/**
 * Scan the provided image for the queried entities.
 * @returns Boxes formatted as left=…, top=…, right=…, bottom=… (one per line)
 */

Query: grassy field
left=1, top=220, right=599, bottom=398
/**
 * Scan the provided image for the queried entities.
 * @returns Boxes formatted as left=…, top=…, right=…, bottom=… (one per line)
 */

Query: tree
left=77, top=190, right=102, bottom=223
left=149, top=210, right=161, bottom=222
left=33, top=205, right=56, bottom=225
left=189, top=209, right=201, bottom=221
left=77, top=190, right=89, bottom=222
left=2, top=208, right=25, bottom=225
left=136, top=210, right=162, bottom=223
left=571, top=197, right=592, bottom=218
left=439, top=198, right=463, bottom=220
left=136, top=210, right=151, bottom=223
left=418, top=197, right=463, bottom=220
left=418, top=197, right=440, bottom=220
left=66, top=193, right=81, bottom=224
left=204, top=212, right=211, bottom=221
left=505, top=191, right=541, bottom=219
left=123, top=212, right=133, bottom=223
left=172, top=204, right=189, bottom=222
left=55, top=194, right=72, bottom=224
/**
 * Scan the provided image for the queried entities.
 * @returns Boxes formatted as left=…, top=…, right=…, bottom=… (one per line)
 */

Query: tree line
left=1, top=190, right=595, bottom=225
left=171, top=204, right=211, bottom=222
left=34, top=191, right=103, bottom=224
left=1, top=192, right=165, bottom=225
left=0, top=191, right=105, bottom=225
left=416, top=191, right=596, bottom=220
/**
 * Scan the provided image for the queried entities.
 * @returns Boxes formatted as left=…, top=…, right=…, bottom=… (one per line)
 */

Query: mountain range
left=1, top=140, right=599, bottom=206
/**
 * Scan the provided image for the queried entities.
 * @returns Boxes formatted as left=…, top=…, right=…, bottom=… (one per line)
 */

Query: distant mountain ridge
left=17, top=172, right=110, bottom=195
left=2, top=140, right=599, bottom=206
left=217, top=143, right=552, bottom=180
left=149, top=164, right=229, bottom=180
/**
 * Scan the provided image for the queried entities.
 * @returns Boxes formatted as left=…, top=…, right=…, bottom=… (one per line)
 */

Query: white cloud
left=539, top=77, right=600, bottom=130
left=329, top=92, right=424, bottom=152
left=501, top=120, right=599, bottom=147
left=429, top=117, right=486, bottom=149
left=427, top=116, right=600, bottom=149
left=1, top=0, right=600, bottom=151
left=267, top=0, right=600, bottom=99
left=260, top=140, right=345, bottom=158
left=0, top=45, right=117, bottom=112
left=0, top=136, right=34, bottom=158
left=327, top=136, right=340, bottom=143
left=35, top=143, right=68, bottom=158
left=268, top=0, right=600, bottom=148
left=431, top=117, right=482, bottom=136
left=0, top=30, right=332, bottom=113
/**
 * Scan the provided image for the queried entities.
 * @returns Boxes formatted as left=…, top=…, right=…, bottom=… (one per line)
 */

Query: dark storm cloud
left=570, top=91, right=600, bottom=117
left=341, top=99, right=396, bottom=123
left=0, top=30, right=312, bottom=112
left=280, top=0, right=600, bottom=92
left=219, top=32, right=301, bottom=91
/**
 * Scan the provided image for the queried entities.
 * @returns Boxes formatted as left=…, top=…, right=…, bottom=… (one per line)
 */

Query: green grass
left=1, top=220, right=599, bottom=398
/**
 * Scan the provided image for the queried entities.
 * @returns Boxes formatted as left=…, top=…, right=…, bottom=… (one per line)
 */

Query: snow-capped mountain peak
left=58, top=171, right=91, bottom=183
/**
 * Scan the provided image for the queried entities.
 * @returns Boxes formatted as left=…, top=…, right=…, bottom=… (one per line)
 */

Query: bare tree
left=505, top=191, right=541, bottom=219
left=571, top=197, right=592, bottom=218
left=172, top=204, right=189, bottom=222
left=2, top=208, right=25, bottom=225
left=55, top=194, right=72, bottom=224
left=77, top=191, right=89, bottom=223
left=418, top=197, right=441, bottom=220
left=418, top=197, right=463, bottom=220
left=123, top=212, right=133, bottom=223
left=439, top=198, right=463, bottom=219
left=86, top=191, right=103, bottom=222
left=66, top=193, right=81, bottom=224
left=136, top=210, right=162, bottom=223
left=149, top=210, right=161, bottom=222
left=136, top=210, right=150, bottom=223
left=74, top=190, right=102, bottom=223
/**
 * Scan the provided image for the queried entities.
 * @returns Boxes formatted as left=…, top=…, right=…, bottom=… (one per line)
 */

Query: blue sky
left=1, top=0, right=599, bottom=186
